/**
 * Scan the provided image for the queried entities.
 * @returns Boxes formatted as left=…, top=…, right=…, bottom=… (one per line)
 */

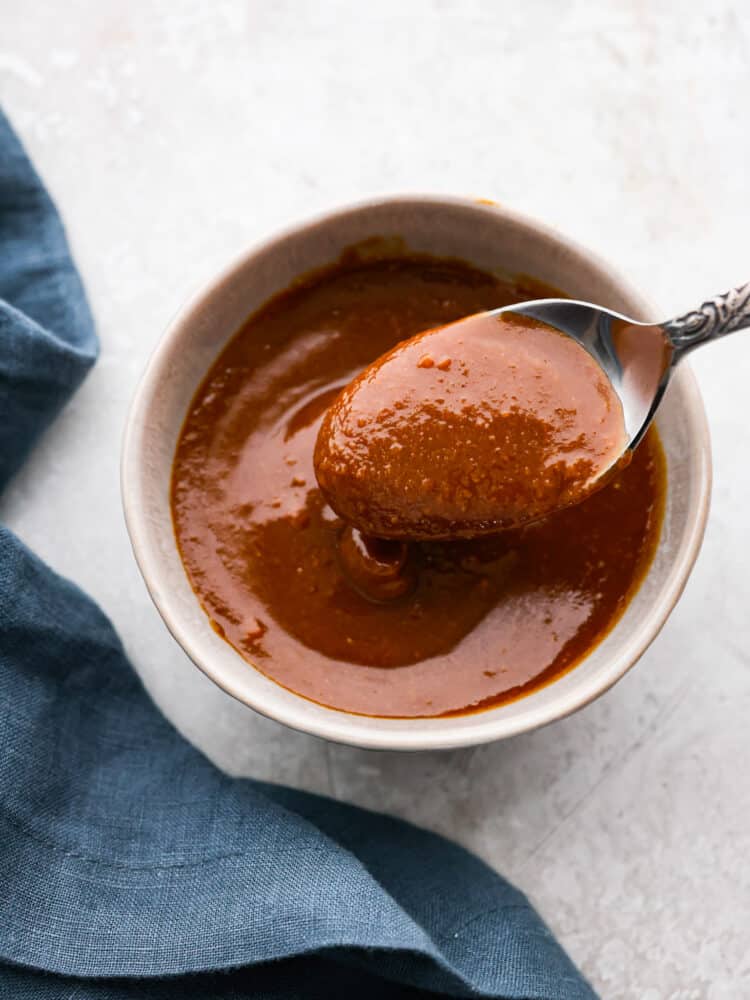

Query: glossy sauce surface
left=172, top=254, right=666, bottom=718
left=314, top=311, right=628, bottom=538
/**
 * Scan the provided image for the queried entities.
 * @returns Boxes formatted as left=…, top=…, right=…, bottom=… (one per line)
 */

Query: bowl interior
left=122, top=197, right=710, bottom=750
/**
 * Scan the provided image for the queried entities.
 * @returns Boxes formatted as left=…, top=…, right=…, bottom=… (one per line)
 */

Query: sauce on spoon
left=314, top=311, right=628, bottom=539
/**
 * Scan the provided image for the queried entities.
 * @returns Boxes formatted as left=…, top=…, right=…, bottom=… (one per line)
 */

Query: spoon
left=315, top=281, right=747, bottom=539
left=504, top=279, right=750, bottom=453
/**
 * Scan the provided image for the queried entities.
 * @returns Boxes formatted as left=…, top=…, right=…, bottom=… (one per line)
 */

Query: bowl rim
left=121, top=194, right=712, bottom=750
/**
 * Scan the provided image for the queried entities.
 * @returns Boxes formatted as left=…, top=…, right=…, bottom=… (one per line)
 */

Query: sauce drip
left=172, top=253, right=665, bottom=718
left=314, top=311, right=628, bottom=538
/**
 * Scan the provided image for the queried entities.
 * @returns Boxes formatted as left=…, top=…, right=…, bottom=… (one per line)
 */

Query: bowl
left=121, top=196, right=711, bottom=750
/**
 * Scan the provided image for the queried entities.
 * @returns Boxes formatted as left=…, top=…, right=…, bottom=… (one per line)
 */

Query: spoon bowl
left=500, top=299, right=672, bottom=468
left=504, top=279, right=750, bottom=472
left=316, top=280, right=744, bottom=539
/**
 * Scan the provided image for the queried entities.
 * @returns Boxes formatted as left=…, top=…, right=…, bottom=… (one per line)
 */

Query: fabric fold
left=0, top=110, right=97, bottom=491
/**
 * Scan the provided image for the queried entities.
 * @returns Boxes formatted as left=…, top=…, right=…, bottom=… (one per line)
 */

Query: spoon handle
left=663, top=280, right=750, bottom=353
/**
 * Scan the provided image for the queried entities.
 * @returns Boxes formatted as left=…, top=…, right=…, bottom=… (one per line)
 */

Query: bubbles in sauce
left=171, top=253, right=665, bottom=718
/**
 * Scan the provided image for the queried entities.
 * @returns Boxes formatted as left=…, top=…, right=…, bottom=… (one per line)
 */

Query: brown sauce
left=314, top=311, right=628, bottom=539
left=171, top=253, right=666, bottom=718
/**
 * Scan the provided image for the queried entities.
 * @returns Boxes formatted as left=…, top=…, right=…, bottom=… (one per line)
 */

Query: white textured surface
left=2, top=3, right=749, bottom=996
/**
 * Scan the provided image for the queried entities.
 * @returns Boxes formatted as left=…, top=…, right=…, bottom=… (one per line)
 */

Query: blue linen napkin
left=0, top=107, right=596, bottom=1000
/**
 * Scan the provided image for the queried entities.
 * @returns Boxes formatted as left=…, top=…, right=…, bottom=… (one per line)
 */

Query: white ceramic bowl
left=122, top=196, right=711, bottom=750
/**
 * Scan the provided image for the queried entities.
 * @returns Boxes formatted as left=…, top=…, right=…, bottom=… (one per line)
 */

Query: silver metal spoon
left=496, top=281, right=750, bottom=456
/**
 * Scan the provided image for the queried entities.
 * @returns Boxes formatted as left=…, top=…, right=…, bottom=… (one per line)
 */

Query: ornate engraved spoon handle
left=663, top=281, right=750, bottom=352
